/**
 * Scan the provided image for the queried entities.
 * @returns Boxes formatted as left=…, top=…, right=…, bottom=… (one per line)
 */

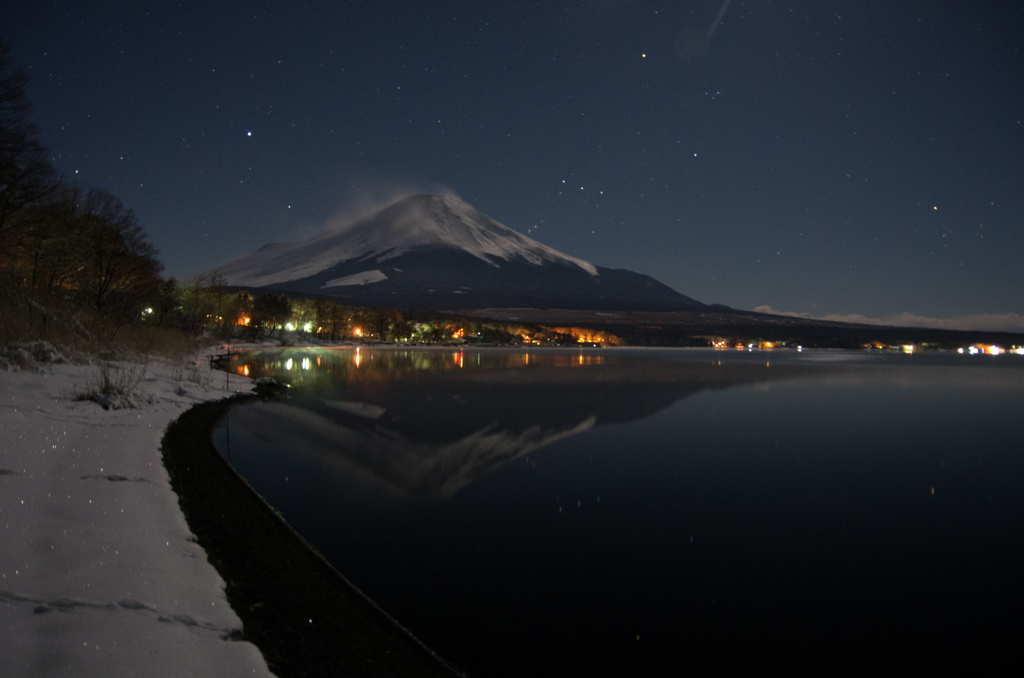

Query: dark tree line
left=0, top=42, right=54, bottom=253
left=1, top=40, right=162, bottom=339
left=17, top=185, right=162, bottom=313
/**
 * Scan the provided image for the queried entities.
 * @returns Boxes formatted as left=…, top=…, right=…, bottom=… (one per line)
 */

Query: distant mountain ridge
left=207, top=193, right=705, bottom=311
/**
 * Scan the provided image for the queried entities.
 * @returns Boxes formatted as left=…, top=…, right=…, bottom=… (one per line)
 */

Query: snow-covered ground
left=0, top=346, right=274, bottom=677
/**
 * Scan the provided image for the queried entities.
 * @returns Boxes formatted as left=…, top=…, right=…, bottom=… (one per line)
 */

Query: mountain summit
left=208, top=194, right=704, bottom=311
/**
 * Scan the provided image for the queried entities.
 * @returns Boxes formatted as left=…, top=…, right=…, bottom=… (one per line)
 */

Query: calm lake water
left=214, top=347, right=1024, bottom=675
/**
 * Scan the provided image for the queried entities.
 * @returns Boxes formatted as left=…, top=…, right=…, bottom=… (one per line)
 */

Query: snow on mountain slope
left=210, top=194, right=597, bottom=288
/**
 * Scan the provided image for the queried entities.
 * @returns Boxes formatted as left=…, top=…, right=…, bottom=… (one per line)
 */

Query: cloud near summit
left=754, top=307, right=1024, bottom=334
left=321, top=181, right=460, bottom=234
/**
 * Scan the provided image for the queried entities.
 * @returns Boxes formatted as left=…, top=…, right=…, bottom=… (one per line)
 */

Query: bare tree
left=18, top=184, right=87, bottom=295
left=76, top=188, right=163, bottom=318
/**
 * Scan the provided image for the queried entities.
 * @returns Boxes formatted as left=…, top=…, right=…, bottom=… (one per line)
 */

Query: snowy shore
left=0, top=347, right=273, bottom=677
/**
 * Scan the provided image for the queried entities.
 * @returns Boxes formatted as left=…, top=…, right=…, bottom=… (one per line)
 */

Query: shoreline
left=160, top=395, right=464, bottom=677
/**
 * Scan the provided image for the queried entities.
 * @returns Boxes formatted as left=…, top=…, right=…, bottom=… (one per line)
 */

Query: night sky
left=7, top=1, right=1023, bottom=330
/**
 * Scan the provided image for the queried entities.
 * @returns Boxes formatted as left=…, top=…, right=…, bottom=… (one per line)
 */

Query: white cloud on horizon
left=754, top=306, right=1024, bottom=333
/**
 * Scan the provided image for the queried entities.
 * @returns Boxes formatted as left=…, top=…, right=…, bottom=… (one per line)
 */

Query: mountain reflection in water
left=221, top=347, right=812, bottom=498
left=214, top=347, right=1024, bottom=676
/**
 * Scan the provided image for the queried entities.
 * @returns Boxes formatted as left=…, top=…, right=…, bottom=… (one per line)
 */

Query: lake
left=214, top=346, right=1024, bottom=675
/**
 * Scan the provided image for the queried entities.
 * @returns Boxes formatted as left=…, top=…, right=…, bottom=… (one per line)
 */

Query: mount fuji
left=207, top=194, right=705, bottom=311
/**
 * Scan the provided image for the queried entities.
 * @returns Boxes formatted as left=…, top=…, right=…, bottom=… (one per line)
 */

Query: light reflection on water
left=215, top=347, right=1024, bottom=675
left=232, top=345, right=608, bottom=390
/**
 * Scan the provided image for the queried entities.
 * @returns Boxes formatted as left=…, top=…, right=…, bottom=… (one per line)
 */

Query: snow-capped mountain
left=207, top=193, right=704, bottom=311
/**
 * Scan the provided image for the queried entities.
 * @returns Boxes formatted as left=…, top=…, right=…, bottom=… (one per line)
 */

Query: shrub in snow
left=170, top=355, right=210, bottom=386
left=74, top=361, right=147, bottom=409
left=4, top=347, right=35, bottom=371
left=22, top=341, right=65, bottom=364
left=1, top=341, right=68, bottom=371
